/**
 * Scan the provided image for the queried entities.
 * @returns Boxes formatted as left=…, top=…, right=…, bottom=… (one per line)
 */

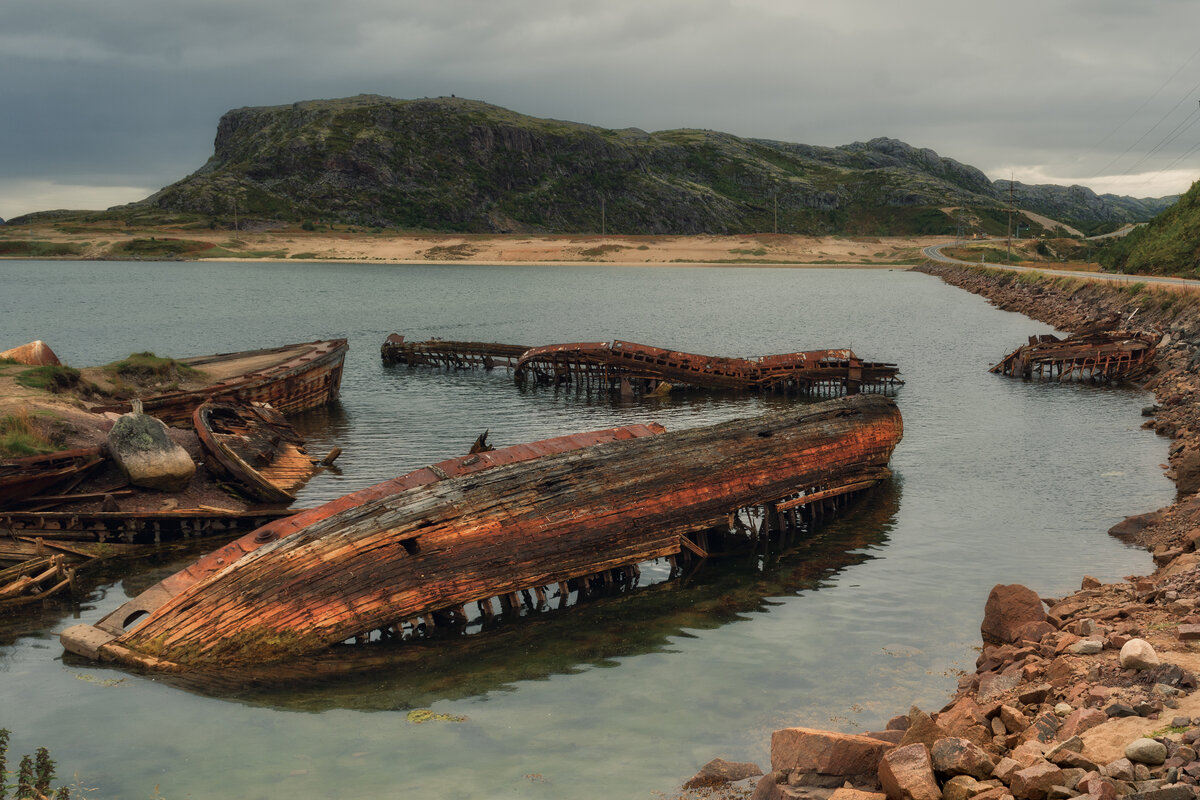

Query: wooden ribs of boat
left=91, top=339, right=348, bottom=425
left=513, top=340, right=902, bottom=395
left=61, top=395, right=901, bottom=671
left=990, top=329, right=1159, bottom=382
left=380, top=334, right=530, bottom=369
left=194, top=401, right=313, bottom=504
left=0, top=447, right=106, bottom=509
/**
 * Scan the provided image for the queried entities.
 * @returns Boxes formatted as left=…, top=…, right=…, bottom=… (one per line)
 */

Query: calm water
left=0, top=261, right=1171, bottom=799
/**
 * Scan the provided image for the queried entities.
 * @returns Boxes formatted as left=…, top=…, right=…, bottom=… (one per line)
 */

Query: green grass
left=104, top=352, right=198, bottom=385
left=0, top=240, right=84, bottom=257
left=0, top=410, right=60, bottom=457
left=289, top=252, right=320, bottom=259
left=107, top=237, right=215, bottom=259
left=15, top=365, right=80, bottom=393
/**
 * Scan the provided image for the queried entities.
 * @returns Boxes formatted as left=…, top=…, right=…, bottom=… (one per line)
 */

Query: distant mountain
left=106, top=95, right=1176, bottom=236
left=1099, top=179, right=1200, bottom=275
left=996, top=180, right=1177, bottom=234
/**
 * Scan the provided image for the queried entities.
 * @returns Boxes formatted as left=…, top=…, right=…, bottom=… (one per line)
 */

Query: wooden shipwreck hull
left=0, top=447, right=106, bottom=509
left=194, top=401, right=314, bottom=504
left=62, top=395, right=901, bottom=671
left=380, top=334, right=530, bottom=369
left=513, top=340, right=902, bottom=395
left=990, top=329, right=1159, bottom=383
left=91, top=339, right=348, bottom=425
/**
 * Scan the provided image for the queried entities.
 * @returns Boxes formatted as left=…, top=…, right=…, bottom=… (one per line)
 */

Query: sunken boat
left=91, top=339, right=348, bottom=425
left=990, top=328, right=1159, bottom=383
left=62, top=394, right=902, bottom=671
left=194, top=401, right=314, bottom=504
left=513, top=340, right=902, bottom=395
left=0, top=446, right=106, bottom=509
left=380, top=334, right=530, bottom=369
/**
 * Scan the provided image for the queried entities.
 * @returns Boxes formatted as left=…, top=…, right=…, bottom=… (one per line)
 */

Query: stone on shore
left=1118, top=639, right=1160, bottom=670
left=899, top=707, right=949, bottom=751
left=771, top=727, right=892, bottom=777
left=106, top=408, right=195, bottom=492
left=683, top=757, right=764, bottom=789
left=828, top=789, right=888, bottom=800
left=930, top=737, right=996, bottom=780
left=1009, top=762, right=1065, bottom=800
left=982, top=584, right=1050, bottom=645
left=1123, top=738, right=1167, bottom=765
left=877, top=743, right=941, bottom=800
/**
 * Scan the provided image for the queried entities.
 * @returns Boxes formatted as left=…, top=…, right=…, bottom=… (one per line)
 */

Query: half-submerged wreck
left=380, top=334, right=529, bottom=369
left=515, top=340, right=902, bottom=395
left=62, top=395, right=901, bottom=671
left=194, top=401, right=315, bottom=504
left=990, top=328, right=1159, bottom=382
left=91, top=339, right=348, bottom=425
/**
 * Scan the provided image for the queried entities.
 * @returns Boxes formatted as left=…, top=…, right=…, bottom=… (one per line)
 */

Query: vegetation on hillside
left=1099, top=179, right=1200, bottom=277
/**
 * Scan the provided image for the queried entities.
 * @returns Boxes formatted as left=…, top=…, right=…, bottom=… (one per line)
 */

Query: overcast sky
left=3, top=0, right=1200, bottom=221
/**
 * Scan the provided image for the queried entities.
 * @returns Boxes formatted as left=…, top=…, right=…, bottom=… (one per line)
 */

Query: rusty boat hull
left=92, top=339, right=348, bottom=425
left=0, top=447, right=106, bottom=509
left=62, top=395, right=901, bottom=671
left=990, top=329, right=1159, bottom=383
left=194, top=401, right=314, bottom=504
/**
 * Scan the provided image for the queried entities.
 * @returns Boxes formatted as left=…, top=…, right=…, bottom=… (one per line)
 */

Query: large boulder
left=981, top=584, right=1048, bottom=645
left=0, top=340, right=61, bottom=366
left=771, top=727, right=892, bottom=778
left=877, top=743, right=941, bottom=800
left=930, top=737, right=995, bottom=780
left=683, top=757, right=763, bottom=789
left=107, top=406, right=195, bottom=492
left=1118, top=638, right=1159, bottom=670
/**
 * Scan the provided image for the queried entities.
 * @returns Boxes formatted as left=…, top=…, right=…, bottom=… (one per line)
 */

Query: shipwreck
left=62, top=394, right=902, bottom=672
left=990, top=327, right=1159, bottom=383
left=382, top=334, right=902, bottom=397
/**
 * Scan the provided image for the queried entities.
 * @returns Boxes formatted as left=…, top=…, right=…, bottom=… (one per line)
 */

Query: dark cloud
left=2, top=0, right=1199, bottom=219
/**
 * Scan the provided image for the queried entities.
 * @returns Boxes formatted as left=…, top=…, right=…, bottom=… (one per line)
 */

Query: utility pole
left=601, top=197, right=606, bottom=236
left=773, top=191, right=778, bottom=235
left=1006, top=176, right=1016, bottom=264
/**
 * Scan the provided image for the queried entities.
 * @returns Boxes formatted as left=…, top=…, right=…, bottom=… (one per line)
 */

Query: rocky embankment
left=681, top=264, right=1200, bottom=800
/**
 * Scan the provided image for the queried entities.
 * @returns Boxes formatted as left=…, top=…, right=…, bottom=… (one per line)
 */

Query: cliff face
left=140, top=95, right=1171, bottom=235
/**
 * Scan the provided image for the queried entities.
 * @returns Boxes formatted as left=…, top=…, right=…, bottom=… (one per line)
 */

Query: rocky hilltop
left=998, top=181, right=1177, bottom=234
left=130, top=95, right=1171, bottom=236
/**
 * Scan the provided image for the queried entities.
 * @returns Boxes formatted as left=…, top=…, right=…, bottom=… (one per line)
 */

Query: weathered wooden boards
left=990, top=329, right=1159, bottom=383
left=380, top=334, right=530, bottom=369
left=514, top=340, right=902, bottom=395
left=0, top=447, right=106, bottom=509
left=194, top=401, right=314, bottom=504
left=62, top=395, right=902, bottom=671
left=92, top=339, right=348, bottom=425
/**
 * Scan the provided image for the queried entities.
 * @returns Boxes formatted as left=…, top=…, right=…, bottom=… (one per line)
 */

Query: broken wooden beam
left=990, top=328, right=1159, bottom=383
left=380, top=334, right=531, bottom=369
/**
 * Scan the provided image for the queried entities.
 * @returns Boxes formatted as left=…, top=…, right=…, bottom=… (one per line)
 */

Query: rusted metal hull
left=62, top=395, right=901, bottom=671
left=194, top=402, right=313, bottom=504
left=381, top=334, right=530, bottom=369
left=0, top=447, right=106, bottom=509
left=91, top=339, right=348, bottom=425
left=513, top=340, right=902, bottom=396
left=990, top=329, right=1158, bottom=382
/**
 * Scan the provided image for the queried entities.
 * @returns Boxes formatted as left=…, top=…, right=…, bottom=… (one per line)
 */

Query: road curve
left=921, top=242, right=1200, bottom=289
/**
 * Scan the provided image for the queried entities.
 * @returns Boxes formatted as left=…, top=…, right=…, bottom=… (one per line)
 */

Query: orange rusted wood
left=65, top=395, right=900, bottom=671
left=91, top=339, right=348, bottom=425
left=193, top=401, right=314, bottom=504
left=514, top=340, right=901, bottom=394
left=990, top=328, right=1158, bottom=382
left=0, top=447, right=106, bottom=508
left=0, top=340, right=61, bottom=366
left=381, top=335, right=530, bottom=368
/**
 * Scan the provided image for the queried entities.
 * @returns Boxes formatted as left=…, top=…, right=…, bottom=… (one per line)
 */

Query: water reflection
left=120, top=479, right=900, bottom=712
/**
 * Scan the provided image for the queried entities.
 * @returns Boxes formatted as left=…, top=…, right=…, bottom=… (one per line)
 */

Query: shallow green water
left=0, top=262, right=1171, bottom=798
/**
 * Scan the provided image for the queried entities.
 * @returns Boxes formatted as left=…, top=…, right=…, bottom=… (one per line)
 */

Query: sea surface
left=0, top=260, right=1173, bottom=799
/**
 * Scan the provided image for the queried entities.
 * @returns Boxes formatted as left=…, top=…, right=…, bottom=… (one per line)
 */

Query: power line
left=1095, top=74, right=1200, bottom=178
left=1122, top=103, right=1200, bottom=175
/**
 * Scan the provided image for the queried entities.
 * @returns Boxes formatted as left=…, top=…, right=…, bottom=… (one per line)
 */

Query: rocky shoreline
left=679, top=264, right=1200, bottom=799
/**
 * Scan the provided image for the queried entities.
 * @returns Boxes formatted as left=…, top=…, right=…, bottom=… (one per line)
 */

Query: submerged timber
left=990, top=327, right=1159, bottom=382
left=91, top=339, right=348, bottom=425
left=62, top=394, right=902, bottom=671
left=380, top=334, right=529, bottom=369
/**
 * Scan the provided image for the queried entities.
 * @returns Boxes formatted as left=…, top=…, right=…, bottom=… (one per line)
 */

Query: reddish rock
left=683, top=757, right=764, bottom=789
left=886, top=715, right=911, bottom=731
left=979, top=673, right=1021, bottom=701
left=867, top=730, right=907, bottom=745
left=899, top=707, right=949, bottom=751
left=992, top=756, right=1023, bottom=783
left=930, top=737, right=996, bottom=780
left=1010, top=762, right=1065, bottom=800
left=937, top=697, right=993, bottom=747
left=1018, top=684, right=1051, bottom=706
left=771, top=727, right=892, bottom=776
left=1015, top=621, right=1056, bottom=644
left=983, top=584, right=1050, bottom=645
left=0, top=340, right=61, bottom=366
left=1080, top=576, right=1101, bottom=590
left=828, top=789, right=887, bottom=800
left=877, top=743, right=941, bottom=800
left=1108, top=510, right=1165, bottom=541
left=999, top=705, right=1030, bottom=733
left=1057, top=708, right=1106, bottom=740
left=1177, top=624, right=1200, bottom=640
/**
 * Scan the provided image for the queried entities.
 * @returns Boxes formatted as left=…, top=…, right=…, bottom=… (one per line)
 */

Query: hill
left=1099, top=179, right=1200, bottom=276
left=10, top=95, right=1178, bottom=237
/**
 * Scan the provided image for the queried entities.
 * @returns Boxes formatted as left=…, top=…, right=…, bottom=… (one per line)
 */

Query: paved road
left=921, top=241, right=1200, bottom=289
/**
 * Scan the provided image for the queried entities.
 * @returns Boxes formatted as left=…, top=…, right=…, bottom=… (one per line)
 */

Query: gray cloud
left=2, top=0, right=1199, bottom=219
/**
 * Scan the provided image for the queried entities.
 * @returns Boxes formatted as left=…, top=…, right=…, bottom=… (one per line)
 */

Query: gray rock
left=1125, top=738, right=1168, bottom=766
left=1068, top=638, right=1104, bottom=655
left=106, top=407, right=195, bottom=491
